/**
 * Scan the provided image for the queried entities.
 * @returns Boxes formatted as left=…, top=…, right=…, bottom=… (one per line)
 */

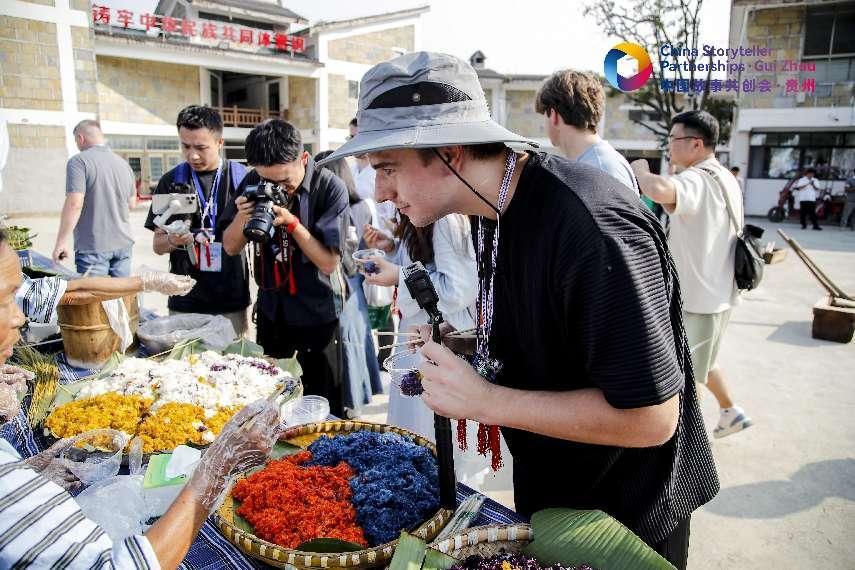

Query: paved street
left=8, top=210, right=855, bottom=568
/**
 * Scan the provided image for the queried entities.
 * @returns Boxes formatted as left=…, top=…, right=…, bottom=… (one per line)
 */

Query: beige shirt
left=668, top=156, right=743, bottom=314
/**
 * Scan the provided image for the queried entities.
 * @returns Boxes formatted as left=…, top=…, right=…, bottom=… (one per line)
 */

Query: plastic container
left=383, top=348, right=425, bottom=396
left=352, top=249, right=386, bottom=275
left=287, top=395, right=330, bottom=426
left=59, top=429, right=127, bottom=485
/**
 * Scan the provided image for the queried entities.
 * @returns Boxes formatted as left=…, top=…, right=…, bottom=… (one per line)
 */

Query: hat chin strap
left=432, top=148, right=502, bottom=216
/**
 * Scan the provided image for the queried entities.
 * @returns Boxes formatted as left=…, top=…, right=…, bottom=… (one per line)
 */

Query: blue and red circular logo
left=604, top=42, right=653, bottom=91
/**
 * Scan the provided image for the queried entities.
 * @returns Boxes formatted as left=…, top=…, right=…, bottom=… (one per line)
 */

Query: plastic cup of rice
left=383, top=348, right=425, bottom=396
left=59, top=429, right=127, bottom=485
left=352, top=249, right=386, bottom=275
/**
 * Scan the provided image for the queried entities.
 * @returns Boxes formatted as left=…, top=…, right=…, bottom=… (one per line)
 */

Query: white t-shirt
left=792, top=176, right=818, bottom=202
left=668, top=157, right=742, bottom=314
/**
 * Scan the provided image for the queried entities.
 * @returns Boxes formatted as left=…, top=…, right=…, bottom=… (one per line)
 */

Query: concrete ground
left=8, top=208, right=855, bottom=568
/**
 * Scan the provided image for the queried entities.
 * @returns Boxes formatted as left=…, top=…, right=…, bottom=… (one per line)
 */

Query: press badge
left=200, top=241, right=223, bottom=272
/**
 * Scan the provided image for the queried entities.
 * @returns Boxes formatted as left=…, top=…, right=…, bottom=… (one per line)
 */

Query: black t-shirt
left=219, top=158, right=349, bottom=327
left=144, top=162, right=250, bottom=314
left=483, top=152, right=718, bottom=545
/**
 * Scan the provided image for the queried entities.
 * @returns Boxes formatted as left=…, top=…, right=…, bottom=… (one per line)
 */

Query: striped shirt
left=15, top=275, right=68, bottom=325
left=0, top=448, right=159, bottom=569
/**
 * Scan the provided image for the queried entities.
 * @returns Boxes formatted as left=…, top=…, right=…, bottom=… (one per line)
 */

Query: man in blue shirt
left=536, top=70, right=640, bottom=195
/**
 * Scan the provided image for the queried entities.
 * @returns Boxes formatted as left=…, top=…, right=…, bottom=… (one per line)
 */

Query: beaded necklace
left=457, top=150, right=517, bottom=470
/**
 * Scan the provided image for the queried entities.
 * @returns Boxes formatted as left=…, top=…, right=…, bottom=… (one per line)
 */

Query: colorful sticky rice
left=45, top=352, right=295, bottom=453
left=232, top=451, right=367, bottom=549
left=45, top=393, right=151, bottom=439
left=306, top=431, right=439, bottom=546
left=399, top=370, right=424, bottom=396
left=450, top=553, right=595, bottom=570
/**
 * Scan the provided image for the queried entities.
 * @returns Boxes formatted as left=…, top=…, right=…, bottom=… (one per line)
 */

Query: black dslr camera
left=242, top=181, right=290, bottom=243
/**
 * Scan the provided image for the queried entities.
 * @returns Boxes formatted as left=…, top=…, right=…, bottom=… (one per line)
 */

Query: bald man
left=53, top=120, right=137, bottom=276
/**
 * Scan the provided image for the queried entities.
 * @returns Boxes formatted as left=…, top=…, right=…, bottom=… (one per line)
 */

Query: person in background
left=0, top=227, right=280, bottom=569
left=363, top=211, right=489, bottom=488
left=791, top=168, right=822, bottom=230
left=535, top=69, right=639, bottom=194
left=315, top=150, right=384, bottom=416
left=222, top=120, right=349, bottom=417
left=730, top=166, right=744, bottom=191
left=632, top=110, right=753, bottom=439
left=364, top=213, right=477, bottom=438
left=145, top=105, right=251, bottom=336
left=349, top=117, right=396, bottom=369
left=53, top=120, right=136, bottom=277
left=841, top=170, right=855, bottom=230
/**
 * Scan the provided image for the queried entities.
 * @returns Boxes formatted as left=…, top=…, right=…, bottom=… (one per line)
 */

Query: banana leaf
left=277, top=351, right=303, bottom=380
left=295, top=538, right=364, bottom=553
left=166, top=338, right=205, bottom=360
left=389, top=533, right=431, bottom=570
left=223, top=338, right=265, bottom=358
left=523, top=509, right=675, bottom=570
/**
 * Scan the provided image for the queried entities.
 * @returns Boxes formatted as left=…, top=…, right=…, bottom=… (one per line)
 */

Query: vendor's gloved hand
left=0, top=365, right=30, bottom=421
left=0, top=384, right=22, bottom=422
left=140, top=270, right=196, bottom=296
left=188, top=399, right=280, bottom=512
left=24, top=439, right=82, bottom=492
left=0, top=364, right=35, bottom=387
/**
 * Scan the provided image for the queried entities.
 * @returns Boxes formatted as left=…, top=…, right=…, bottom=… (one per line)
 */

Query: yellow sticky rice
left=47, top=396, right=244, bottom=454
left=45, top=393, right=150, bottom=439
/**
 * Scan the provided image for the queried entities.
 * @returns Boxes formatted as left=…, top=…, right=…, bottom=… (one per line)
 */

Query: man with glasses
left=632, top=110, right=753, bottom=439
left=222, top=119, right=349, bottom=416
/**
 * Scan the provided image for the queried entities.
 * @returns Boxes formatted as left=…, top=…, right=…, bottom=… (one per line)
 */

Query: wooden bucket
left=57, top=294, right=139, bottom=369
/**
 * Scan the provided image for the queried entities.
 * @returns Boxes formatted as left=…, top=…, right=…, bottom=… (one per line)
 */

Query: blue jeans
left=75, top=246, right=133, bottom=277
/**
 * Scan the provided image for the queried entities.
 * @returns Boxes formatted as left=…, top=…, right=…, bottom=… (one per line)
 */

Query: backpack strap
left=229, top=160, right=248, bottom=188
left=695, top=166, right=741, bottom=236
left=173, top=161, right=191, bottom=185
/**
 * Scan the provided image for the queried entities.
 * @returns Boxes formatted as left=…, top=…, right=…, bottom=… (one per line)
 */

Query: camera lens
left=243, top=204, right=276, bottom=243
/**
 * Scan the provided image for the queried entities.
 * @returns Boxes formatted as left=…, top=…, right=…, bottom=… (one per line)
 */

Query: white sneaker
left=713, top=406, right=753, bottom=439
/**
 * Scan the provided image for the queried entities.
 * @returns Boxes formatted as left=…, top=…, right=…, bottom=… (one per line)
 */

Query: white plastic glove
left=24, top=439, right=82, bottom=492
left=187, top=399, right=280, bottom=512
left=140, top=270, right=196, bottom=297
left=0, top=365, right=31, bottom=422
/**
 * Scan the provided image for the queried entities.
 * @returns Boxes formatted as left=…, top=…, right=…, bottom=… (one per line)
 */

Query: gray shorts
left=683, top=309, right=731, bottom=384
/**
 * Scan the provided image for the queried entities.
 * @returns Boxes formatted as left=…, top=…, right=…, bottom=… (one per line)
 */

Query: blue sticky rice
left=306, top=431, right=440, bottom=545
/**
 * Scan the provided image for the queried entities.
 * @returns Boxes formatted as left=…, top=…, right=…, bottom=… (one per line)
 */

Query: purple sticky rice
left=363, top=261, right=379, bottom=274
left=400, top=370, right=424, bottom=396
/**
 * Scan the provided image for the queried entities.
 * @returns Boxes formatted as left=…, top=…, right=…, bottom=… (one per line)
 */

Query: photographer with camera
left=222, top=120, right=349, bottom=417
left=144, top=106, right=251, bottom=335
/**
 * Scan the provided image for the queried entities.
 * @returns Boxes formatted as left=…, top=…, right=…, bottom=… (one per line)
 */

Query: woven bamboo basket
left=429, top=524, right=533, bottom=560
left=57, top=294, right=139, bottom=368
left=213, top=420, right=454, bottom=569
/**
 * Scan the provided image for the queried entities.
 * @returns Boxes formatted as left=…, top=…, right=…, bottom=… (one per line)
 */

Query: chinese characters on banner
left=659, top=77, right=815, bottom=94
left=91, top=4, right=306, bottom=53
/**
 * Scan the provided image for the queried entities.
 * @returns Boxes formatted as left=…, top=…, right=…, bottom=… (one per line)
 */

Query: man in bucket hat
left=320, top=52, right=718, bottom=569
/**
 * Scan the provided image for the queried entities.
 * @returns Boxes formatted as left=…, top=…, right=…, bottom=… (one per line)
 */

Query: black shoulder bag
left=698, top=167, right=765, bottom=291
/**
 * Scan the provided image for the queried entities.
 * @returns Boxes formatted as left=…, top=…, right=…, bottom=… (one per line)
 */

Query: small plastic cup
left=352, top=249, right=386, bottom=275
left=59, top=429, right=127, bottom=485
left=288, top=395, right=331, bottom=426
left=383, top=348, right=425, bottom=396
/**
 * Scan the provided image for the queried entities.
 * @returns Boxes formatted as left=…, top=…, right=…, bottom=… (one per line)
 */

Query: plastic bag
left=137, top=313, right=237, bottom=353
left=75, top=475, right=149, bottom=541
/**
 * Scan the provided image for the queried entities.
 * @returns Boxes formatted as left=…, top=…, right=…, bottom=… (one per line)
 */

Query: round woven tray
left=429, top=524, right=533, bottom=561
left=213, top=420, right=453, bottom=569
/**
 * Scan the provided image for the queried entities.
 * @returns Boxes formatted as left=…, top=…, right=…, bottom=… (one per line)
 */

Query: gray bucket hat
left=317, top=51, right=537, bottom=166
